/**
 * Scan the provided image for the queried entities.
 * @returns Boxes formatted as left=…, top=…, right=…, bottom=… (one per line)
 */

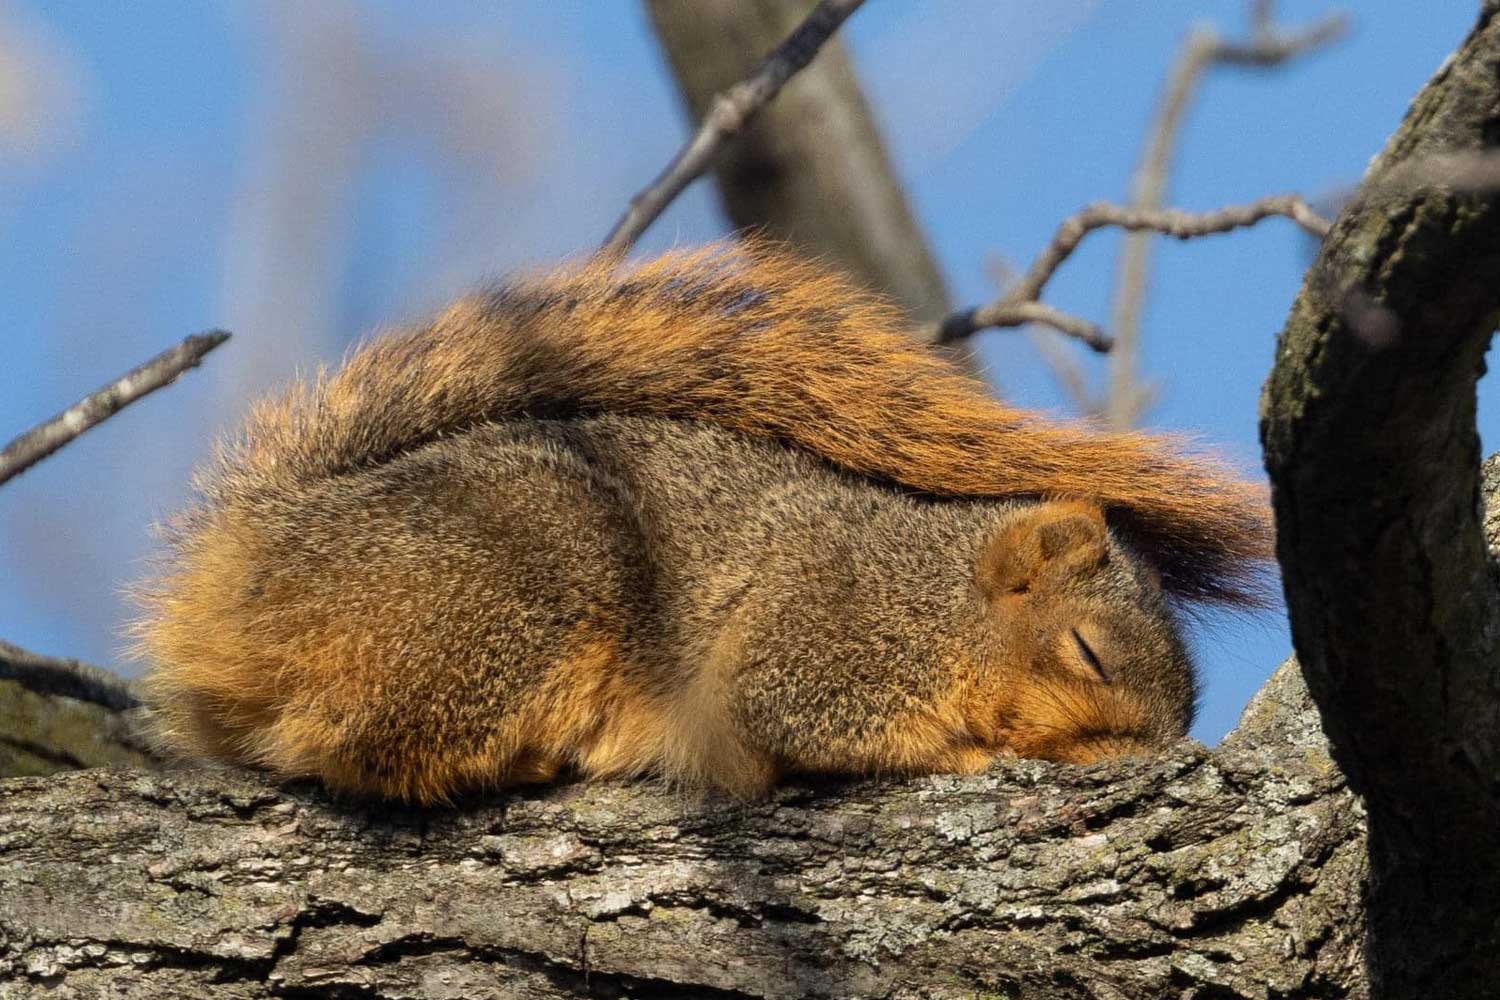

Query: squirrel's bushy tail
left=217, top=242, right=1272, bottom=606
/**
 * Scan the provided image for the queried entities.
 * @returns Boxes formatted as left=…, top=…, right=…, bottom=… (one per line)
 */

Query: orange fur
left=225, top=242, right=1270, bottom=606
left=998, top=675, right=1156, bottom=764
left=137, top=244, right=1240, bottom=801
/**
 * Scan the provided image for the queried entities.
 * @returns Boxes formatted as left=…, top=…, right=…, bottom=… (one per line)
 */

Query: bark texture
left=0, top=657, right=1365, bottom=1000
left=1260, top=5, right=1500, bottom=996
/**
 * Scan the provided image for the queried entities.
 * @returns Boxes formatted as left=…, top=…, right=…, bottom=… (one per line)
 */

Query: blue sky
left=0, top=1, right=1486, bottom=744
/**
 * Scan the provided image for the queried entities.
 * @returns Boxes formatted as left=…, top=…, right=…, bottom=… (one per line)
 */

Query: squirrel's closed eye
left=1071, top=628, right=1111, bottom=684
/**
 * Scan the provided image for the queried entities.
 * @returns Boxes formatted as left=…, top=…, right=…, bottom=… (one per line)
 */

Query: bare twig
left=0, top=639, right=141, bottom=712
left=935, top=301, right=1109, bottom=352
left=0, top=330, right=226, bottom=740
left=1014, top=195, right=1330, bottom=305
left=0, top=331, right=230, bottom=487
left=932, top=195, right=1332, bottom=349
left=1223, top=4, right=1350, bottom=65
left=601, top=0, right=865, bottom=256
left=0, top=330, right=218, bottom=746
left=1105, top=4, right=1348, bottom=428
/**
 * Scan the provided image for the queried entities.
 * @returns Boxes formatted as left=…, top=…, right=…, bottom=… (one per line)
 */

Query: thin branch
left=935, top=301, right=1109, bottom=352
left=0, top=639, right=141, bottom=712
left=601, top=0, right=865, bottom=256
left=1105, top=4, right=1348, bottom=429
left=0, top=331, right=231, bottom=488
left=1012, top=195, right=1330, bottom=305
left=932, top=195, right=1331, bottom=349
left=1220, top=8, right=1350, bottom=65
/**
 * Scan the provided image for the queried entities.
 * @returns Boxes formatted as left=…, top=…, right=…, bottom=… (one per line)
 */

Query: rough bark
left=0, top=656, right=1366, bottom=1000
left=643, top=0, right=952, bottom=330
left=1260, top=4, right=1500, bottom=996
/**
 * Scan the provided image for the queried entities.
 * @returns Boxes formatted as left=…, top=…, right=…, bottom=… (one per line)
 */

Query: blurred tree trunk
left=645, top=0, right=959, bottom=352
left=1260, top=4, right=1500, bottom=996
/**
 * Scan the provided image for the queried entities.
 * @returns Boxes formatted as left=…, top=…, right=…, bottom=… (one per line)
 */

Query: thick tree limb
left=0, top=656, right=1367, bottom=999
left=0, top=644, right=153, bottom=773
left=1260, top=6, right=1500, bottom=996
left=12, top=8, right=1500, bottom=996
left=0, top=331, right=229, bottom=487
left=601, top=0, right=865, bottom=258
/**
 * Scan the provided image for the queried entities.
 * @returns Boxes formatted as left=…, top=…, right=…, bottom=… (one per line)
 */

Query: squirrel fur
left=136, top=243, right=1271, bottom=803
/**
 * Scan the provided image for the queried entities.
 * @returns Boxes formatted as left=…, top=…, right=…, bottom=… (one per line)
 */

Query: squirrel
left=135, top=243, right=1272, bottom=804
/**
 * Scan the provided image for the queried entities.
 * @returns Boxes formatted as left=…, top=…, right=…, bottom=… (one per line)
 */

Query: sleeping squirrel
left=137, top=244, right=1271, bottom=803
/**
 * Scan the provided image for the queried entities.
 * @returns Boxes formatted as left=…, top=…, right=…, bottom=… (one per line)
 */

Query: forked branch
left=1105, top=2, right=1348, bottom=426
left=933, top=194, right=1331, bottom=348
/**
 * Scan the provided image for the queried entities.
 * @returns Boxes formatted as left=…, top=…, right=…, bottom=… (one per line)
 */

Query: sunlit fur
left=210, top=243, right=1269, bottom=605
left=139, top=416, right=1198, bottom=803
left=136, top=244, right=1260, bottom=803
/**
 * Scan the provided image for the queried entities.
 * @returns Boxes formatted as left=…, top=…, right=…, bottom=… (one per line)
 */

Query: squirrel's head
left=971, top=500, right=1197, bottom=763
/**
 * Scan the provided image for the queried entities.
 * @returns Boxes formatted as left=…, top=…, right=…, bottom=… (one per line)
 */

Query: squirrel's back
left=211, top=243, right=1270, bottom=607
left=140, top=414, right=1197, bottom=802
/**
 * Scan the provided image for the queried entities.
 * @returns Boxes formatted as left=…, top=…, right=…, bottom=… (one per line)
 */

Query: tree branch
left=1105, top=4, right=1347, bottom=428
left=1260, top=5, right=1500, bottom=994
left=934, top=300, right=1110, bottom=352
left=0, top=331, right=226, bottom=758
left=1014, top=197, right=1331, bottom=306
left=1228, top=2, right=1351, bottom=65
left=0, top=331, right=230, bottom=487
left=0, top=639, right=141, bottom=712
left=601, top=0, right=865, bottom=257
left=933, top=195, right=1331, bottom=349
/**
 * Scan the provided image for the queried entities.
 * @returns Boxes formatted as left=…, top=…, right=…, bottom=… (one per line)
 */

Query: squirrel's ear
left=978, top=502, right=1109, bottom=598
